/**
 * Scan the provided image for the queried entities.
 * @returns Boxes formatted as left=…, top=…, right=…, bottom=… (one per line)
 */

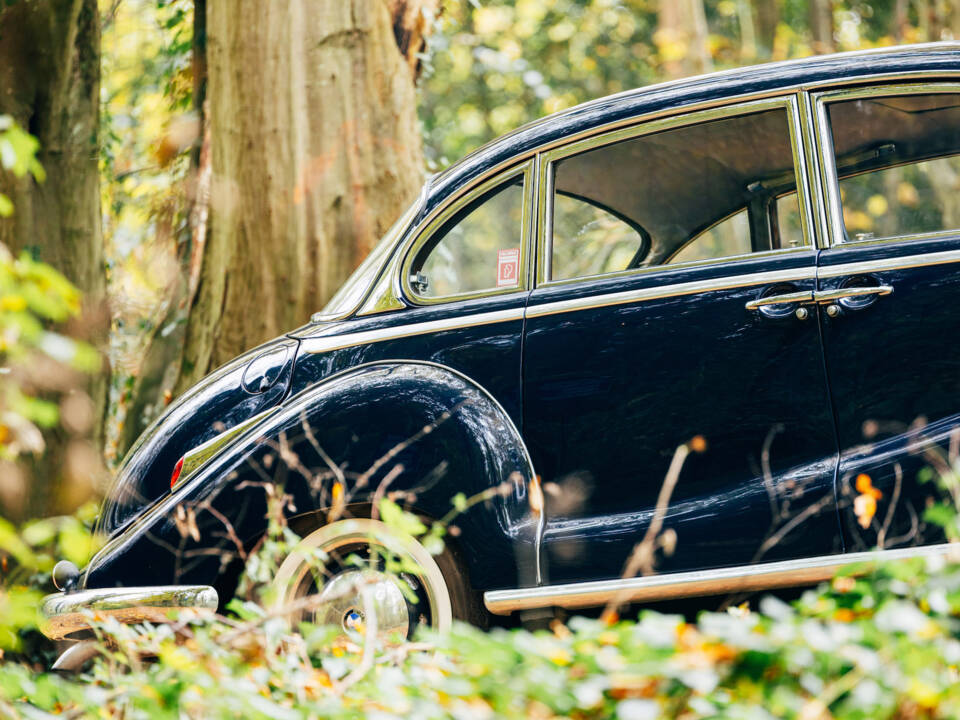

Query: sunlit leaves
left=0, top=117, right=45, bottom=184
left=0, top=244, right=100, bottom=461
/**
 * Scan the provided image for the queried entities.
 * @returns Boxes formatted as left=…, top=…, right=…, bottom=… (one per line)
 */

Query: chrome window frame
left=813, top=82, right=960, bottom=249
left=398, top=160, right=536, bottom=306
left=534, top=94, right=819, bottom=288
left=357, top=67, right=960, bottom=318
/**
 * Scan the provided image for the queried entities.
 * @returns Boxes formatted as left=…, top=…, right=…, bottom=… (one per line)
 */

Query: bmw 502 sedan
left=42, top=42, right=960, bottom=659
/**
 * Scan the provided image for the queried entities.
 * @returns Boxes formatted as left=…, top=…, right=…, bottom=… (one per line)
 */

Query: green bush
left=3, top=496, right=960, bottom=720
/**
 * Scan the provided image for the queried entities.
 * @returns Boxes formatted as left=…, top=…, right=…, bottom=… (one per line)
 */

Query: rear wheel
left=271, top=517, right=481, bottom=640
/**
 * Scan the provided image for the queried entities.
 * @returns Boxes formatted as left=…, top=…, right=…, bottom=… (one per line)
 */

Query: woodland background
left=1, top=0, right=959, bottom=543
left=4, top=3, right=960, bottom=718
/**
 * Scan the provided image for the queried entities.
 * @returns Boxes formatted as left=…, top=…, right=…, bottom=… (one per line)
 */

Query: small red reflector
left=170, top=457, right=184, bottom=489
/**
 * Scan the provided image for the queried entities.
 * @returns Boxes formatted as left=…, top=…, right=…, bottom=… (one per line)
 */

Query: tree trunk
left=753, top=0, right=780, bottom=59
left=173, top=0, right=429, bottom=393
left=0, top=0, right=107, bottom=517
left=808, top=0, right=834, bottom=53
left=656, top=0, right=712, bottom=79
left=114, top=0, right=207, bottom=459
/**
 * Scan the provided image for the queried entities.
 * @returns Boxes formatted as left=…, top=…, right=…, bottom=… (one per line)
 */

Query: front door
left=523, top=98, right=843, bottom=585
left=814, top=85, right=960, bottom=552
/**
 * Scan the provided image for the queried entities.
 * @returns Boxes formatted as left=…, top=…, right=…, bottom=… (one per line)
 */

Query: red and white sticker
left=497, top=248, right=520, bottom=288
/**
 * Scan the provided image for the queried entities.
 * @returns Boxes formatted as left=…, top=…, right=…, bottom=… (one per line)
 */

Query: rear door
left=522, top=96, right=843, bottom=585
left=813, top=84, right=960, bottom=552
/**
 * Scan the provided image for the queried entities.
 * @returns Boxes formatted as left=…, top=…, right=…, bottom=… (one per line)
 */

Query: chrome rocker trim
left=41, top=585, right=219, bottom=640
left=483, top=543, right=959, bottom=615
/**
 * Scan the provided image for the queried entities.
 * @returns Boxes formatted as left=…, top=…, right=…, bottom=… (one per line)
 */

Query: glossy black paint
left=817, top=235, right=960, bottom=551
left=525, top=253, right=841, bottom=584
left=97, top=337, right=299, bottom=536
left=87, top=46, right=960, bottom=603
left=86, top=363, right=537, bottom=594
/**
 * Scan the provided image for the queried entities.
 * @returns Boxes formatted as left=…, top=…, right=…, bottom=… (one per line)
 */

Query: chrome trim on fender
left=303, top=307, right=526, bottom=355
left=171, top=408, right=278, bottom=491
left=41, top=585, right=219, bottom=640
left=483, top=543, right=960, bottom=614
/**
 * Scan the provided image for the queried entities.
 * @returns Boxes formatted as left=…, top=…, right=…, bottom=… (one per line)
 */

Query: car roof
left=424, top=42, right=960, bottom=216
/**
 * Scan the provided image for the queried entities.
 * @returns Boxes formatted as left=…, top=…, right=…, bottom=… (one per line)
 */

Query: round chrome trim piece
left=270, top=518, right=452, bottom=639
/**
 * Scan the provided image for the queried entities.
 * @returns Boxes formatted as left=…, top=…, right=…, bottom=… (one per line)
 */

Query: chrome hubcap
left=314, top=568, right=410, bottom=639
left=271, top=518, right=453, bottom=640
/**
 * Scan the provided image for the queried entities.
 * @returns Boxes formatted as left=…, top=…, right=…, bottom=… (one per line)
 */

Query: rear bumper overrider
left=41, top=584, right=218, bottom=640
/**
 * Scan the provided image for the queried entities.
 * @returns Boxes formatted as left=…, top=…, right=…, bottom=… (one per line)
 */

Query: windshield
left=312, top=196, right=422, bottom=321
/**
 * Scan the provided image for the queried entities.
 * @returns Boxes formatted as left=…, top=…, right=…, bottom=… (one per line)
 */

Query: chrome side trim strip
left=302, top=307, right=525, bottom=355
left=818, top=247, right=960, bottom=278
left=483, top=543, right=959, bottom=614
left=307, top=248, right=959, bottom=357
left=527, top=266, right=816, bottom=319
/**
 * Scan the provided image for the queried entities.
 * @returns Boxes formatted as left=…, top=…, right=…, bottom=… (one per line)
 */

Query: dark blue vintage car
left=42, top=42, right=960, bottom=657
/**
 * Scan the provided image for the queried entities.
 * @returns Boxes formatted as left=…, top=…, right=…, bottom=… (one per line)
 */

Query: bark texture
left=808, top=0, right=834, bottom=53
left=0, top=0, right=103, bottom=300
left=0, top=0, right=107, bottom=516
left=175, top=0, right=428, bottom=392
left=656, top=0, right=712, bottom=79
left=753, top=0, right=780, bottom=59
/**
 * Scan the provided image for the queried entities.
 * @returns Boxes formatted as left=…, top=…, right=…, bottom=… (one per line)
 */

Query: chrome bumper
left=41, top=585, right=219, bottom=640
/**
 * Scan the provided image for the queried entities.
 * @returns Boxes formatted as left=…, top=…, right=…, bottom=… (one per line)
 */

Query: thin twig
left=600, top=443, right=690, bottom=623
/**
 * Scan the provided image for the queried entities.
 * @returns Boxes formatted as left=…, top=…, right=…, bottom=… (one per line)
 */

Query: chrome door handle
left=745, top=290, right=814, bottom=311
left=813, top=285, right=893, bottom=304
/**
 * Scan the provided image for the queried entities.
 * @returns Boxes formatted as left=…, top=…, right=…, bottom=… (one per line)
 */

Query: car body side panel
left=290, top=294, right=528, bottom=426
left=817, top=236, right=960, bottom=551
left=83, top=361, right=538, bottom=596
left=523, top=252, right=842, bottom=584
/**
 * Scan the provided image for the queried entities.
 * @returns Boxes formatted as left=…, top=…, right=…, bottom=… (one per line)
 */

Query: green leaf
left=924, top=504, right=955, bottom=529
left=378, top=497, right=427, bottom=537
left=0, top=193, right=12, bottom=217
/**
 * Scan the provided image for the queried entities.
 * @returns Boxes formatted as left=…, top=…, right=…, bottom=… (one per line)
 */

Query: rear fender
left=84, top=361, right=540, bottom=595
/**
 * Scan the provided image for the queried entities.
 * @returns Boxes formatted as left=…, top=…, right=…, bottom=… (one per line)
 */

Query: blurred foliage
left=99, top=0, right=196, bottom=467
left=0, top=503, right=99, bottom=653
left=0, top=120, right=100, bottom=519
left=0, top=116, right=45, bottom=218
left=419, top=0, right=960, bottom=169
left=5, top=549, right=960, bottom=717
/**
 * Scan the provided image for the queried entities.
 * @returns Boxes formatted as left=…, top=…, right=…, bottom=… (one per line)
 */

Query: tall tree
left=754, top=0, right=780, bottom=59
left=0, top=0, right=107, bottom=515
left=808, top=0, right=834, bottom=53
left=656, top=0, right=711, bottom=79
left=174, top=0, right=433, bottom=392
